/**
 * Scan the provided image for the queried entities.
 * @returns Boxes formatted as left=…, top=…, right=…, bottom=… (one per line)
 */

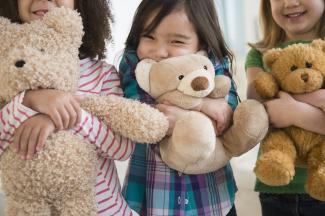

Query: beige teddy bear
left=0, top=7, right=168, bottom=215
left=135, top=53, right=269, bottom=174
left=254, top=39, right=325, bottom=201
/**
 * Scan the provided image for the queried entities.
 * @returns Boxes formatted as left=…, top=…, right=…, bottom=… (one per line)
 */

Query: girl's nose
left=284, top=0, right=300, bottom=8
left=152, top=46, right=169, bottom=61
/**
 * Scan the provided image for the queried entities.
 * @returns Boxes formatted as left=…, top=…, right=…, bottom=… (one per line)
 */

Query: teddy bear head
left=135, top=53, right=216, bottom=99
left=0, top=7, right=83, bottom=103
left=263, top=39, right=325, bottom=94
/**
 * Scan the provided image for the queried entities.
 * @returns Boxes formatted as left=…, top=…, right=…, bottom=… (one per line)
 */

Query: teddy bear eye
left=290, top=65, right=298, bottom=71
left=178, top=75, right=184, bottom=80
left=203, top=65, right=208, bottom=70
left=40, top=48, right=45, bottom=52
left=305, top=62, right=312, bottom=68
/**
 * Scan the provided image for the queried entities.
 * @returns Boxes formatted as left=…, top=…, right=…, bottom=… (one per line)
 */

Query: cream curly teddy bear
left=0, top=7, right=168, bottom=215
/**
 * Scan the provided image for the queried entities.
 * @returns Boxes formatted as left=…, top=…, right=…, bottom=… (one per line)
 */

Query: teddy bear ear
left=135, top=59, right=157, bottom=93
left=42, top=7, right=83, bottom=45
left=310, top=39, right=325, bottom=53
left=0, top=17, right=12, bottom=53
left=263, top=48, right=281, bottom=69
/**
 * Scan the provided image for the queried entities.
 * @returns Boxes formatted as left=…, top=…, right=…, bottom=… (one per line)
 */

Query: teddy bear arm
left=81, top=95, right=168, bottom=144
left=208, top=75, right=231, bottom=99
left=254, top=72, right=279, bottom=99
left=157, top=91, right=203, bottom=110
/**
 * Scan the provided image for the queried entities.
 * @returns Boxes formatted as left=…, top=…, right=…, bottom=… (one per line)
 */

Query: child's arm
left=72, top=65, right=135, bottom=160
left=247, top=67, right=325, bottom=135
left=292, top=89, right=325, bottom=111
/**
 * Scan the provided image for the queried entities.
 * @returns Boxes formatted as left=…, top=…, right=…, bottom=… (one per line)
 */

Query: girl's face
left=137, top=9, right=201, bottom=61
left=270, top=0, right=324, bottom=40
left=18, top=0, right=74, bottom=23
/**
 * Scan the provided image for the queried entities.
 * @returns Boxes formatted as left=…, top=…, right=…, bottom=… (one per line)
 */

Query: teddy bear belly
left=0, top=131, right=97, bottom=201
left=285, top=126, right=324, bottom=166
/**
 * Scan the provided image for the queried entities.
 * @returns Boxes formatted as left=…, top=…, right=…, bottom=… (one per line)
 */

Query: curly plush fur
left=254, top=40, right=325, bottom=201
left=0, top=7, right=168, bottom=215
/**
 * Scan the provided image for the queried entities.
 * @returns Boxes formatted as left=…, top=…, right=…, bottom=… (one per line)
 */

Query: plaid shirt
left=119, top=50, right=238, bottom=216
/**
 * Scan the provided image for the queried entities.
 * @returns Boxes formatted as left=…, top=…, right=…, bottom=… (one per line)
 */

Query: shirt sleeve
left=0, top=91, right=38, bottom=153
left=245, top=48, right=264, bottom=70
left=72, top=64, right=135, bottom=161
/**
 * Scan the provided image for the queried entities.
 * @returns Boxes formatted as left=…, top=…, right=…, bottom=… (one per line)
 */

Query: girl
left=119, top=0, right=238, bottom=215
left=245, top=0, right=325, bottom=215
left=0, top=0, right=134, bottom=215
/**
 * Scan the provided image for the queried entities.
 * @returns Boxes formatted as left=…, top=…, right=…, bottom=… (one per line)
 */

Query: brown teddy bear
left=135, top=53, right=269, bottom=174
left=254, top=39, right=325, bottom=201
left=0, top=7, right=168, bottom=215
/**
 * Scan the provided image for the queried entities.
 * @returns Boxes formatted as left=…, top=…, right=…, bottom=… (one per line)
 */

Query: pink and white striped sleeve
left=0, top=91, right=38, bottom=153
left=72, top=65, right=134, bottom=161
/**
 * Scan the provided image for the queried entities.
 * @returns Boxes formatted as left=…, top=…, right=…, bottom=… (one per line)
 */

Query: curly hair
left=0, top=0, right=113, bottom=60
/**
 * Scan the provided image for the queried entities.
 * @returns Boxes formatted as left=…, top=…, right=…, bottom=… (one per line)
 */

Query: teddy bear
left=0, top=7, right=168, bottom=215
left=135, top=53, right=269, bottom=174
left=253, top=39, right=325, bottom=201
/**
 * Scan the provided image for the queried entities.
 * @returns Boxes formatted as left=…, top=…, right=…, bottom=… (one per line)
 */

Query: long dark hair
left=125, top=0, right=234, bottom=67
left=0, top=0, right=113, bottom=60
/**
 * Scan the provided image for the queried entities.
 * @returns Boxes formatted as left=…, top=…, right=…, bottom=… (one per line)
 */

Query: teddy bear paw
left=254, top=151, right=295, bottom=186
left=305, top=167, right=325, bottom=201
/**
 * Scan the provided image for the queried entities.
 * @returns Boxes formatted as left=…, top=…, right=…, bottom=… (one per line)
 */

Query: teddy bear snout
left=15, top=60, right=26, bottom=68
left=301, top=73, right=309, bottom=82
left=191, top=76, right=209, bottom=91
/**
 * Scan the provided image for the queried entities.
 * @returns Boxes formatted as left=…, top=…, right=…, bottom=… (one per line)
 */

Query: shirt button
left=178, top=196, right=181, bottom=205
left=185, top=198, right=189, bottom=205
left=178, top=172, right=182, bottom=176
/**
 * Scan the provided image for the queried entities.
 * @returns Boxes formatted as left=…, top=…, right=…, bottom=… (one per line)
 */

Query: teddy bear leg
left=160, top=111, right=216, bottom=173
left=254, top=130, right=296, bottom=186
left=305, top=141, right=325, bottom=201
left=54, top=188, right=96, bottom=216
left=222, top=99, right=268, bottom=156
left=5, top=196, right=51, bottom=216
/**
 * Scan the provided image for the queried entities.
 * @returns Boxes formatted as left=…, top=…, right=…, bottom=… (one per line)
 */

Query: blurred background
left=0, top=0, right=262, bottom=215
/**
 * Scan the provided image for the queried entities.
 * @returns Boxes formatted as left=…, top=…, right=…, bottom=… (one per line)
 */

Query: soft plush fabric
left=253, top=39, right=325, bottom=201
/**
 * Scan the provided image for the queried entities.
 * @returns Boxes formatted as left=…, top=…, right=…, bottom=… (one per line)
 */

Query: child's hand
left=23, top=89, right=82, bottom=130
left=199, top=98, right=233, bottom=135
left=156, top=103, right=189, bottom=136
left=12, top=114, right=55, bottom=160
left=264, top=91, right=299, bottom=128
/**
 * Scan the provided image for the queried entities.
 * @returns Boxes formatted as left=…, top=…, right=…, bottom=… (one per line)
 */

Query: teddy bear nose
left=15, top=60, right=26, bottom=68
left=191, top=76, right=209, bottom=91
left=301, top=73, right=309, bottom=82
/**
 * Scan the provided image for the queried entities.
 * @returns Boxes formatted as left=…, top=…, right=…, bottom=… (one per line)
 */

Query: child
left=245, top=0, right=325, bottom=215
left=0, top=0, right=134, bottom=215
left=119, top=0, right=238, bottom=215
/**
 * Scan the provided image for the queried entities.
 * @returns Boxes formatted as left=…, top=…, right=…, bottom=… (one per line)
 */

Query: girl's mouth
left=32, top=10, right=49, bottom=17
left=285, top=11, right=307, bottom=19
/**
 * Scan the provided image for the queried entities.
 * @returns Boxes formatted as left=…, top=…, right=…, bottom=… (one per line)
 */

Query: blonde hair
left=249, top=0, right=325, bottom=52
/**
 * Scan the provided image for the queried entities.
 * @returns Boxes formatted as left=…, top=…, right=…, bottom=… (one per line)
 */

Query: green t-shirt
left=245, top=40, right=310, bottom=194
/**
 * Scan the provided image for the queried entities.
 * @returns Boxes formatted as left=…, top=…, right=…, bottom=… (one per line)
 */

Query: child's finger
left=19, top=126, right=32, bottom=160
left=26, top=127, right=39, bottom=160
left=58, top=107, right=70, bottom=129
left=12, top=126, right=24, bottom=152
left=36, top=128, right=49, bottom=152
left=71, top=99, right=82, bottom=125
left=50, top=110, right=64, bottom=130
left=65, top=104, right=77, bottom=129
left=73, top=95, right=84, bottom=103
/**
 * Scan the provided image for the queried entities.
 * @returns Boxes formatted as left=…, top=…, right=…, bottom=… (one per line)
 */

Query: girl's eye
left=172, top=40, right=185, bottom=44
left=142, top=34, right=154, bottom=40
